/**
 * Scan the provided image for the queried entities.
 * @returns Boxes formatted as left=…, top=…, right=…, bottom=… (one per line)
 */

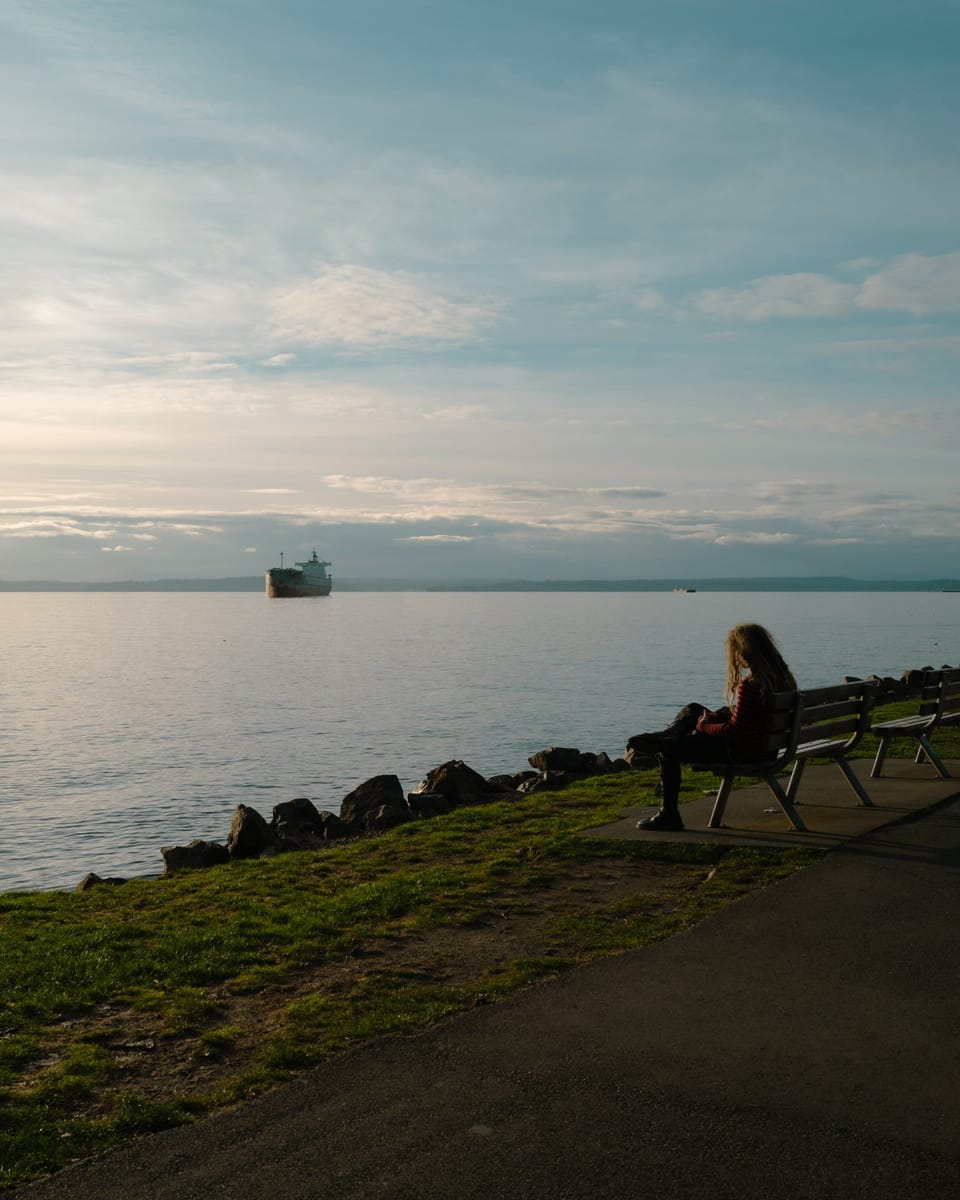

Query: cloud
left=714, top=532, right=799, bottom=545
left=264, top=264, right=498, bottom=348
left=858, top=252, right=960, bottom=314
left=688, top=252, right=960, bottom=322
left=693, top=273, right=858, bottom=320
left=398, top=534, right=474, bottom=543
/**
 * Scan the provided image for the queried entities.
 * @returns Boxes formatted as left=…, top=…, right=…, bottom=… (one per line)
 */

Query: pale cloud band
left=689, top=252, right=960, bottom=321
left=264, top=264, right=498, bottom=348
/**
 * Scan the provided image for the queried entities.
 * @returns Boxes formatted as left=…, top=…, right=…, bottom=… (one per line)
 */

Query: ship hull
left=265, top=570, right=332, bottom=598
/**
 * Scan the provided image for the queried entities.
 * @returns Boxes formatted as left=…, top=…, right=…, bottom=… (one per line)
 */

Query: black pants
left=657, top=735, right=738, bottom=814
left=638, top=702, right=735, bottom=815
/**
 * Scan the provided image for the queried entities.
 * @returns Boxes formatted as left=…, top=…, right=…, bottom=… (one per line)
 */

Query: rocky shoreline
left=76, top=666, right=950, bottom=890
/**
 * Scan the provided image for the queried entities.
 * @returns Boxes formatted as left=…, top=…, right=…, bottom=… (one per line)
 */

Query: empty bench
left=787, top=680, right=877, bottom=808
left=870, top=667, right=960, bottom=779
left=707, top=680, right=877, bottom=833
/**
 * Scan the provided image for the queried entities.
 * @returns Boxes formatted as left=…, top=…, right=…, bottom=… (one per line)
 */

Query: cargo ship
left=265, top=551, right=333, bottom=598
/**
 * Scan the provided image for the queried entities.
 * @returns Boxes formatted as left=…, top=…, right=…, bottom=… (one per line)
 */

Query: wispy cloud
left=264, top=265, right=498, bottom=348
left=688, top=253, right=960, bottom=321
left=398, top=534, right=474, bottom=543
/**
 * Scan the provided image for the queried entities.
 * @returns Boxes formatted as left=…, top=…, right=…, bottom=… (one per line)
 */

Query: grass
left=1, top=699, right=956, bottom=1189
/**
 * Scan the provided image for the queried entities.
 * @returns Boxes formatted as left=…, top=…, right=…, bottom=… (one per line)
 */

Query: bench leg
left=708, top=775, right=733, bottom=828
left=870, top=735, right=890, bottom=778
left=785, top=759, right=806, bottom=803
left=916, top=736, right=951, bottom=779
left=765, top=774, right=807, bottom=832
left=835, top=757, right=874, bottom=806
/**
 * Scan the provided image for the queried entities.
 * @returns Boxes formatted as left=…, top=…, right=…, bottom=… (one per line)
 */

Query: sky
left=1, top=0, right=959, bottom=582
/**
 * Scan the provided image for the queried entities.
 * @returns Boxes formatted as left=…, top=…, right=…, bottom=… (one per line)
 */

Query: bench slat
left=798, top=716, right=861, bottom=743
left=802, top=698, right=864, bottom=723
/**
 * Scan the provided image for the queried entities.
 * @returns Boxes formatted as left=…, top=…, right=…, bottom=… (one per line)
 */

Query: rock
left=406, top=791, right=452, bottom=819
left=528, top=747, right=621, bottom=775
left=365, top=804, right=412, bottom=832
left=485, top=774, right=521, bottom=792
left=902, top=667, right=932, bottom=692
left=624, top=745, right=659, bottom=769
left=317, top=811, right=357, bottom=841
left=76, top=872, right=127, bottom=891
left=516, top=770, right=571, bottom=794
left=508, top=770, right=540, bottom=788
left=527, top=747, right=587, bottom=772
left=226, top=805, right=278, bottom=860
left=272, top=796, right=337, bottom=850
left=340, top=775, right=407, bottom=828
left=161, top=840, right=230, bottom=875
left=412, top=760, right=493, bottom=807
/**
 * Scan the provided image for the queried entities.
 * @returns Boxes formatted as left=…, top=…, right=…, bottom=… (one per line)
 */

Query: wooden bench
left=708, top=690, right=804, bottom=831
left=786, top=680, right=877, bottom=808
left=707, top=681, right=877, bottom=833
left=870, top=667, right=960, bottom=779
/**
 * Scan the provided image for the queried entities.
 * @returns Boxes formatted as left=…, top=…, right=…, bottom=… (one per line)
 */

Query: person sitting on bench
left=628, top=623, right=796, bottom=831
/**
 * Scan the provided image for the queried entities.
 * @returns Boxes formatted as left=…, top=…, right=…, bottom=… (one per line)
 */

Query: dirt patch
left=18, top=858, right=711, bottom=1116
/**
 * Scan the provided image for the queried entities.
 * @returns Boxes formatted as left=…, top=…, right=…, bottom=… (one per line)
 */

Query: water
left=1, top=590, right=957, bottom=892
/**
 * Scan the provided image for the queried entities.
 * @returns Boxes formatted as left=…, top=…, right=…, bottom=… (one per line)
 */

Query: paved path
left=14, top=786, right=960, bottom=1199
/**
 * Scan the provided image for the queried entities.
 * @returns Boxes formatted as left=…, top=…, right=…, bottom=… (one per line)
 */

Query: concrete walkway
left=583, top=755, right=960, bottom=848
left=13, top=766, right=960, bottom=1200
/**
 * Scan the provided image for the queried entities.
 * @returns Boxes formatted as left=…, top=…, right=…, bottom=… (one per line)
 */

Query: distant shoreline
left=2, top=576, right=960, bottom=593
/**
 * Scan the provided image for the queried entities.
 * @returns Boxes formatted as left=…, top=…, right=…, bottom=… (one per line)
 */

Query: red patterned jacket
left=696, top=677, right=772, bottom=759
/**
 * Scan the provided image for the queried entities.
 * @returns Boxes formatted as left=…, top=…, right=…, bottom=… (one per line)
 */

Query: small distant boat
left=265, top=550, right=332, bottom=598
left=672, top=586, right=697, bottom=593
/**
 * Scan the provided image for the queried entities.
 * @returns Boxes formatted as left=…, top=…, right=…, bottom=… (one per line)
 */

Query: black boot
left=636, top=808, right=684, bottom=831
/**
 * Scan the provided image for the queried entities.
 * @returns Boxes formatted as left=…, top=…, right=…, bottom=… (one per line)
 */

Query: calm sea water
left=2, top=590, right=957, bottom=892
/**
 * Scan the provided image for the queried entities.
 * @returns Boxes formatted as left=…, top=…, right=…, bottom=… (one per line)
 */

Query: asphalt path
left=13, top=798, right=960, bottom=1200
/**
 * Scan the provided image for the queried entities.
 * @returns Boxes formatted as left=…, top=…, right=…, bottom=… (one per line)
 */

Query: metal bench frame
left=786, top=680, right=877, bottom=808
left=870, top=667, right=960, bottom=780
left=707, top=682, right=878, bottom=833
left=708, top=690, right=804, bottom=831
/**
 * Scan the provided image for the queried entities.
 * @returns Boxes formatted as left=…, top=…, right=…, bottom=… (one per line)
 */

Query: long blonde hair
left=725, top=623, right=796, bottom=700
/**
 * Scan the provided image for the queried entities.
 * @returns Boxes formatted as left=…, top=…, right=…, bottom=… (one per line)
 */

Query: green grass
left=2, top=700, right=955, bottom=1189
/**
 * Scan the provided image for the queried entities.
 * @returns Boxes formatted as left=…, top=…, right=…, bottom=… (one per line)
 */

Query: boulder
left=340, top=775, right=407, bottom=829
left=272, top=796, right=334, bottom=850
left=161, top=840, right=230, bottom=875
left=317, top=811, right=357, bottom=841
left=226, top=805, right=277, bottom=860
left=406, top=791, right=452, bottom=819
left=485, top=774, right=521, bottom=792
left=902, top=666, right=933, bottom=692
left=365, top=804, right=412, bottom=833
left=76, top=872, right=127, bottom=891
left=412, top=760, right=493, bottom=807
left=517, top=770, right=571, bottom=794
left=624, top=745, right=659, bottom=769
left=527, top=747, right=588, bottom=773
